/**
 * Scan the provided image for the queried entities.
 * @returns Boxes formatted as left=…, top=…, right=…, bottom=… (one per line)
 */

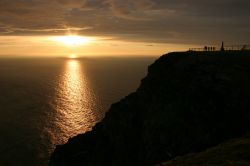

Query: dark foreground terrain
left=50, top=51, right=250, bottom=166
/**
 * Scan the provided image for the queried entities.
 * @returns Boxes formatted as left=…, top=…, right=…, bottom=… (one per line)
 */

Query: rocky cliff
left=50, top=51, right=250, bottom=166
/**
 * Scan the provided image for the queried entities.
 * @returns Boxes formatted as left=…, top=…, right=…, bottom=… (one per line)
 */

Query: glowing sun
left=69, top=54, right=78, bottom=59
left=51, top=35, right=91, bottom=46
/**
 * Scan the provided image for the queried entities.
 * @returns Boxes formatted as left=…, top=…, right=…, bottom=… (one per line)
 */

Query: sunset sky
left=0, top=0, right=249, bottom=56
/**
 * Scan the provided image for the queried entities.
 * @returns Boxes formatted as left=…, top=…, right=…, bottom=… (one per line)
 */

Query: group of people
left=204, top=46, right=216, bottom=51
left=189, top=42, right=248, bottom=52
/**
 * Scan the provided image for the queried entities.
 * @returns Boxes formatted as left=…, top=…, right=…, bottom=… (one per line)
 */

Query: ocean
left=0, top=56, right=155, bottom=166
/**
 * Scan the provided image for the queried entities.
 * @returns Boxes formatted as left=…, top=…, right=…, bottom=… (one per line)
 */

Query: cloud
left=0, top=0, right=249, bottom=44
left=105, top=0, right=155, bottom=20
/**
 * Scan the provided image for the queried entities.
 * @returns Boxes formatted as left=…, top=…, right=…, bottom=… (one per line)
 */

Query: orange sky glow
left=0, top=35, right=195, bottom=57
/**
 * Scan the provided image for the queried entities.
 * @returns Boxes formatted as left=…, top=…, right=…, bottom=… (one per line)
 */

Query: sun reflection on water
left=52, top=59, right=97, bottom=144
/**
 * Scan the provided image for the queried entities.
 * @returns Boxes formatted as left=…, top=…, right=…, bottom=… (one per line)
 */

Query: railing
left=189, top=44, right=250, bottom=52
left=224, top=44, right=250, bottom=51
left=189, top=47, right=216, bottom=52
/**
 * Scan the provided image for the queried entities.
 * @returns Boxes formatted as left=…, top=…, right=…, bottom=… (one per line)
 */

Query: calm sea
left=0, top=56, right=155, bottom=166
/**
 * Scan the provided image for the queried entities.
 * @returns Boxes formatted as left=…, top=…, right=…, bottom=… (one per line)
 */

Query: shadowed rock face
left=50, top=51, right=250, bottom=166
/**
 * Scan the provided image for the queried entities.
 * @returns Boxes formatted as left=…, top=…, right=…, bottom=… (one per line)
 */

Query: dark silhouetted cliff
left=50, top=51, right=250, bottom=166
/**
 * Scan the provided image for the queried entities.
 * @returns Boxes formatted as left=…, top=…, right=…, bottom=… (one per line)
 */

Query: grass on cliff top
left=160, top=135, right=250, bottom=166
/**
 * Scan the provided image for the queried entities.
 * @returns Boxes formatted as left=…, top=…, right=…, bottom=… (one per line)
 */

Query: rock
left=50, top=51, right=250, bottom=166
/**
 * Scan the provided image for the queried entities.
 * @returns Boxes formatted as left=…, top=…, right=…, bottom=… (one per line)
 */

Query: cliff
left=50, top=51, right=250, bottom=166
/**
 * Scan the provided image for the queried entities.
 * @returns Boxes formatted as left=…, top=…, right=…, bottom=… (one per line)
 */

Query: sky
left=0, top=0, right=249, bottom=57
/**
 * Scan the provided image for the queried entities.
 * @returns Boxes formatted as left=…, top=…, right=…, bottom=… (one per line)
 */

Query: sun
left=51, top=35, right=91, bottom=46
left=69, top=54, right=78, bottom=59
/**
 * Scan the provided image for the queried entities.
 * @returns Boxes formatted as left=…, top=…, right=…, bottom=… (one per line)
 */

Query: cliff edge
left=50, top=51, right=250, bottom=166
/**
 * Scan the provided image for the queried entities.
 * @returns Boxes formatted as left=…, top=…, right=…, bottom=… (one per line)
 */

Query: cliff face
left=50, top=51, right=250, bottom=166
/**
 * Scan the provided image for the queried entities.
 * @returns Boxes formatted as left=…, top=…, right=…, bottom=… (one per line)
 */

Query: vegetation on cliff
left=50, top=51, right=250, bottom=166
left=161, top=135, right=250, bottom=166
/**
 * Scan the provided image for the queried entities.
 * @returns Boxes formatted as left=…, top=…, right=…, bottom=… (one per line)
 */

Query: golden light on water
left=53, top=59, right=97, bottom=143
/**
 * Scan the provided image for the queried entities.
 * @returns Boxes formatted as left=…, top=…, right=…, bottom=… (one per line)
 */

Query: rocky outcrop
left=50, top=51, right=250, bottom=166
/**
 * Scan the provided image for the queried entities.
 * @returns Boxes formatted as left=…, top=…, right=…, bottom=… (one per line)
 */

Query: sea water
left=0, top=56, right=155, bottom=166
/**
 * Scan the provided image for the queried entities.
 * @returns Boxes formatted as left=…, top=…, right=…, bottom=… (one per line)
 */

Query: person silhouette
left=204, top=46, right=207, bottom=51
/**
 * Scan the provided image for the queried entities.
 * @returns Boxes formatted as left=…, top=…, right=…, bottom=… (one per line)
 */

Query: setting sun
left=51, top=35, right=91, bottom=46
left=69, top=54, right=78, bottom=59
